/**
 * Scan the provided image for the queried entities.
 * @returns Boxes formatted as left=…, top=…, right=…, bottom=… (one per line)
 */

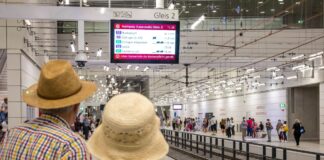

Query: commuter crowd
left=166, top=115, right=305, bottom=146
left=0, top=60, right=169, bottom=160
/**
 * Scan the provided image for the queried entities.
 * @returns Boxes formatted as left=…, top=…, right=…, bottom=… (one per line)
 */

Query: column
left=320, top=83, right=324, bottom=144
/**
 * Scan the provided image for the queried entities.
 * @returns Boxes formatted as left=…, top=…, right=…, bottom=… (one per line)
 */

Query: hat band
left=37, top=85, right=82, bottom=100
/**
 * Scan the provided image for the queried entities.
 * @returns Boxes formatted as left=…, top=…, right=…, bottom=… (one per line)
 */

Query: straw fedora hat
left=23, top=60, right=96, bottom=109
left=87, top=92, right=169, bottom=160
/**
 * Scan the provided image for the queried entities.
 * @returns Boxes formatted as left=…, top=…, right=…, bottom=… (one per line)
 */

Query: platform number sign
left=280, top=103, right=286, bottom=111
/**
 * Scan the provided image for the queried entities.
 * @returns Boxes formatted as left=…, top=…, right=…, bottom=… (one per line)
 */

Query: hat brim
left=23, top=81, right=96, bottom=109
left=87, top=122, right=169, bottom=160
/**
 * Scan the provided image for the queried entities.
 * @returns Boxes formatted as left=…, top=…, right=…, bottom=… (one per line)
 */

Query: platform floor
left=167, top=129, right=324, bottom=154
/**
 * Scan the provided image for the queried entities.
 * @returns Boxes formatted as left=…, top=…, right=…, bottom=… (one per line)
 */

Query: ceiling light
left=24, top=20, right=31, bottom=26
left=97, top=48, right=102, bottom=57
left=176, top=3, right=180, bottom=5
left=291, top=54, right=304, bottom=60
left=319, top=66, right=324, bottom=70
left=70, top=42, right=75, bottom=52
left=100, top=8, right=106, bottom=14
left=236, top=87, right=242, bottom=90
left=196, top=3, right=201, bottom=6
left=274, top=75, right=284, bottom=80
left=246, top=68, right=255, bottom=73
left=219, top=80, right=226, bottom=84
left=280, top=2, right=284, bottom=4
left=287, top=76, right=297, bottom=80
left=72, top=31, right=76, bottom=39
left=278, top=0, right=283, bottom=1
left=65, top=0, right=69, bottom=5
left=123, top=79, right=126, bottom=83
left=191, top=14, right=205, bottom=30
left=168, top=3, right=175, bottom=10
left=185, top=11, right=189, bottom=14
left=309, top=51, right=323, bottom=58
left=267, top=67, right=277, bottom=71
left=258, top=83, right=265, bottom=86
left=144, top=66, right=149, bottom=72
left=135, top=66, right=139, bottom=70
left=118, top=67, right=122, bottom=71
left=254, top=75, right=261, bottom=79
left=83, top=0, right=87, bottom=3
left=212, top=10, right=217, bottom=13
left=292, top=64, right=306, bottom=70
left=308, top=56, right=322, bottom=61
left=260, top=11, right=265, bottom=14
left=105, top=67, right=109, bottom=71
left=258, top=1, right=263, bottom=4
left=127, top=65, right=131, bottom=69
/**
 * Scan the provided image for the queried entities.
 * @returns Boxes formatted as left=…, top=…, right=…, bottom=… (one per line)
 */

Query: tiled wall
left=320, top=83, right=324, bottom=144
left=7, top=51, right=40, bottom=128
left=172, top=89, right=287, bottom=134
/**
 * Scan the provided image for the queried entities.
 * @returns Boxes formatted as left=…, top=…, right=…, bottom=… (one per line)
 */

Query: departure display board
left=110, top=20, right=180, bottom=64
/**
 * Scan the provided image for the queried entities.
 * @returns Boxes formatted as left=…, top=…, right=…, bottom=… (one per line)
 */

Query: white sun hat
left=87, top=92, right=169, bottom=160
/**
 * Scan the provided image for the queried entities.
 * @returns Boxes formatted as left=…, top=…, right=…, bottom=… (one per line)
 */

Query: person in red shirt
left=247, top=118, right=253, bottom=137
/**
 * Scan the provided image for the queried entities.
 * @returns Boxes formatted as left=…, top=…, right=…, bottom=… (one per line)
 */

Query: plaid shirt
left=0, top=114, right=91, bottom=160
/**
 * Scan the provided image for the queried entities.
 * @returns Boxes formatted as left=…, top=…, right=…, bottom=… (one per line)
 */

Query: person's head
left=249, top=117, right=251, bottom=120
left=231, top=117, right=233, bottom=120
left=87, top=92, right=168, bottom=160
left=243, top=117, right=245, bottom=120
left=3, top=97, right=7, bottom=104
left=284, top=121, right=287, bottom=124
left=227, top=118, right=230, bottom=121
left=267, top=119, right=270, bottom=122
left=260, top=121, right=262, bottom=124
left=278, top=119, right=281, bottom=122
left=22, top=60, right=96, bottom=124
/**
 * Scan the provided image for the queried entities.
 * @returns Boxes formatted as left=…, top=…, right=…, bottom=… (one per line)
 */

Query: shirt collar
left=39, top=114, right=71, bottom=129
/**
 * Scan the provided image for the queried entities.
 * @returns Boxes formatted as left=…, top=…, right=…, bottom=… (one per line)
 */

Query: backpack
left=283, top=125, right=289, bottom=132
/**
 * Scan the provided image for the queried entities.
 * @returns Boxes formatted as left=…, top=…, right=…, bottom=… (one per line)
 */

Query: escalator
left=0, top=49, right=7, bottom=91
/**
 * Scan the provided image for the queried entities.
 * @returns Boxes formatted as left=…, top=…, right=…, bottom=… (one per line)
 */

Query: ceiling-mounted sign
left=280, top=102, right=286, bottom=110
left=0, top=4, right=179, bottom=21
left=110, top=20, right=180, bottom=64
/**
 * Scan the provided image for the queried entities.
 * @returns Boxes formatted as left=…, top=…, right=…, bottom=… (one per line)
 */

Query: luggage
left=261, top=133, right=267, bottom=138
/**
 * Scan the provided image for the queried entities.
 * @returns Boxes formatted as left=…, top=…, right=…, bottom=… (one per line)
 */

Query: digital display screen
left=173, top=104, right=182, bottom=110
left=111, top=20, right=180, bottom=64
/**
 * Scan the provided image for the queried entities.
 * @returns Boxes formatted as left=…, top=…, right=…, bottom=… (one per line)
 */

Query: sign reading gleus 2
left=111, top=20, right=180, bottom=64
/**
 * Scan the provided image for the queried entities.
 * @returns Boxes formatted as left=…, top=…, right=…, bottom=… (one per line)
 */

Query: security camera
left=75, top=52, right=88, bottom=67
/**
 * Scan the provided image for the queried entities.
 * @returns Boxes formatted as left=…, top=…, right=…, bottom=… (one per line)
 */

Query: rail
left=161, top=129, right=324, bottom=160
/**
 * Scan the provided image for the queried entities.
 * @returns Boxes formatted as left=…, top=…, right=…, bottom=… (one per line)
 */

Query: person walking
left=266, top=119, right=273, bottom=142
left=83, top=116, right=91, bottom=140
left=292, top=119, right=303, bottom=146
left=240, top=117, right=248, bottom=141
left=247, top=117, right=253, bottom=137
left=87, top=93, right=169, bottom=160
left=276, top=120, right=283, bottom=140
left=283, top=121, right=288, bottom=142
left=0, top=60, right=96, bottom=159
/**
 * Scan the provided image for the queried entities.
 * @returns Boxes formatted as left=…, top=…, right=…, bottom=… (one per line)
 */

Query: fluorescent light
left=309, top=51, right=323, bottom=58
left=105, top=67, right=109, bottom=71
left=254, top=75, right=261, bottom=79
left=70, top=42, right=75, bottom=52
left=292, top=64, right=306, bottom=70
left=135, top=66, right=139, bottom=70
left=100, top=8, right=106, bottom=14
left=168, top=3, right=175, bottom=10
left=144, top=66, right=149, bottom=72
left=236, top=87, right=242, bottom=90
left=287, top=76, right=297, bottom=80
left=127, top=65, right=131, bottom=69
left=308, top=56, right=322, bottom=61
left=267, top=67, right=277, bottom=71
left=122, top=79, right=126, bottom=83
left=258, top=83, right=265, bottom=86
left=24, top=20, right=31, bottom=26
left=118, top=67, right=122, bottom=71
left=291, top=54, right=304, bottom=60
left=83, top=0, right=87, bottom=3
left=258, top=1, right=263, bottom=4
left=260, top=11, right=265, bottom=14
left=219, top=80, right=226, bottom=84
left=85, top=46, right=89, bottom=51
left=196, top=3, right=202, bottom=6
left=97, top=48, right=102, bottom=57
left=212, top=10, right=217, bottom=13
left=65, top=0, right=69, bottom=5
left=274, top=75, right=284, bottom=80
left=190, top=15, right=205, bottom=30
left=246, top=68, right=255, bottom=73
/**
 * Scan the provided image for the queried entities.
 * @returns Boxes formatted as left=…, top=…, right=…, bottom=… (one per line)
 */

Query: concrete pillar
left=320, top=83, right=324, bottom=144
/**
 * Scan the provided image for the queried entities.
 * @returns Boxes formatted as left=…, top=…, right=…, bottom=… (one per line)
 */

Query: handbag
left=300, top=126, right=305, bottom=134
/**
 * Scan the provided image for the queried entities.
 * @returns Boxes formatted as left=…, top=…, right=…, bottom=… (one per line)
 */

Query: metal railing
left=161, top=129, right=324, bottom=160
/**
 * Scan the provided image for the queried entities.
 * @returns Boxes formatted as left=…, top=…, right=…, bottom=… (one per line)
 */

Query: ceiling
left=1, top=0, right=324, bottom=105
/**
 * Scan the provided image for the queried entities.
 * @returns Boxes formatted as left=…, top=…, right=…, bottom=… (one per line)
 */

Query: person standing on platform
left=266, top=119, right=273, bottom=142
left=83, top=116, right=91, bottom=140
left=276, top=119, right=283, bottom=140
left=259, top=121, right=264, bottom=132
left=283, top=121, right=288, bottom=142
left=0, top=60, right=96, bottom=159
left=240, top=117, right=248, bottom=141
left=292, top=119, right=303, bottom=146
left=247, top=117, right=253, bottom=137
left=226, top=118, right=232, bottom=138
left=0, top=98, right=7, bottom=124
left=230, top=117, right=235, bottom=136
